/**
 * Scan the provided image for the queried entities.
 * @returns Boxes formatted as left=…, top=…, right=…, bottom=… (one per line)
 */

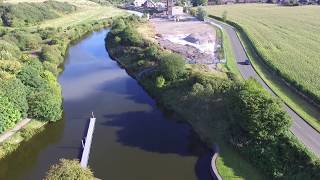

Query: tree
left=222, top=11, right=228, bottom=22
left=44, top=159, right=94, bottom=180
left=156, top=76, right=165, bottom=88
left=159, top=53, right=185, bottom=80
left=0, top=78, right=28, bottom=117
left=196, top=7, right=207, bottom=21
left=28, top=90, right=62, bottom=122
left=0, top=96, right=21, bottom=133
left=230, top=79, right=292, bottom=141
left=192, top=0, right=208, bottom=6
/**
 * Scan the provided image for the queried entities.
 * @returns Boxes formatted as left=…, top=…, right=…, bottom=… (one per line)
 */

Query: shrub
left=40, top=45, right=63, bottom=64
left=0, top=40, right=21, bottom=60
left=159, top=53, right=185, bottom=80
left=3, top=32, right=42, bottom=51
left=189, top=8, right=196, bottom=16
left=230, top=79, right=291, bottom=141
left=196, top=7, right=207, bottom=21
left=17, top=64, right=46, bottom=90
left=156, top=76, right=165, bottom=88
left=44, top=159, right=94, bottom=180
left=0, top=78, right=28, bottom=117
left=28, top=90, right=62, bottom=122
left=0, top=60, right=22, bottom=74
left=0, top=96, right=21, bottom=133
left=41, top=70, right=61, bottom=96
left=119, top=26, right=143, bottom=47
left=222, top=11, right=228, bottom=22
left=145, top=44, right=160, bottom=60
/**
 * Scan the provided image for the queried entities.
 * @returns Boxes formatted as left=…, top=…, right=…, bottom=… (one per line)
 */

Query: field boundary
left=208, top=15, right=320, bottom=133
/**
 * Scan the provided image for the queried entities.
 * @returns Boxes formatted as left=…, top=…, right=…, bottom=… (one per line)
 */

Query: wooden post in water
left=80, top=112, right=96, bottom=168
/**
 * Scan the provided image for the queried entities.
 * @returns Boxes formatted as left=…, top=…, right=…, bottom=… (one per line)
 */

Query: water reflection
left=0, top=29, right=211, bottom=180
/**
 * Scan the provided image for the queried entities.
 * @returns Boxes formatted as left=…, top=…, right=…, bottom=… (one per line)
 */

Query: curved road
left=207, top=18, right=320, bottom=157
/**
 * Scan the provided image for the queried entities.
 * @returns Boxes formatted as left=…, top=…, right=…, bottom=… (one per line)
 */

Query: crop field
left=2, top=0, right=126, bottom=28
left=205, top=4, right=320, bottom=101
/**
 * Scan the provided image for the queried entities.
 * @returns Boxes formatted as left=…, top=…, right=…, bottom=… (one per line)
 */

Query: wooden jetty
left=80, top=113, right=96, bottom=168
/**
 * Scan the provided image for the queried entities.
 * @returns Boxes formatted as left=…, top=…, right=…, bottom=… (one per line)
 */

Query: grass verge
left=235, top=29, right=320, bottom=133
left=0, top=120, right=46, bottom=160
left=222, top=30, right=242, bottom=80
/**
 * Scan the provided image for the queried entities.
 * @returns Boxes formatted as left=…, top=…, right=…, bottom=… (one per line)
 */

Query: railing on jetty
left=80, top=112, right=96, bottom=168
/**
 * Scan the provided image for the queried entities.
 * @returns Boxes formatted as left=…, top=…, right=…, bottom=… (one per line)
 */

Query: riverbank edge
left=105, top=31, right=266, bottom=179
left=106, top=36, right=224, bottom=180
left=0, top=16, right=119, bottom=160
left=207, top=15, right=320, bottom=133
left=0, top=119, right=47, bottom=160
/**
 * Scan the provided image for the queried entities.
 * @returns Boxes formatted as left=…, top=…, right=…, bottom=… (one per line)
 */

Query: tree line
left=107, top=16, right=320, bottom=179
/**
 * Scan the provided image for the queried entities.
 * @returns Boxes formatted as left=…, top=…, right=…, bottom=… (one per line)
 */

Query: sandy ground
left=151, top=16, right=220, bottom=67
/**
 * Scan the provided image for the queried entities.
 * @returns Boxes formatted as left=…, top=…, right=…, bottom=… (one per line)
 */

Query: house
left=133, top=0, right=146, bottom=7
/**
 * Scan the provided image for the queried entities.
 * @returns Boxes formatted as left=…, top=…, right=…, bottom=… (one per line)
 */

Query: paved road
left=207, top=18, right=320, bottom=157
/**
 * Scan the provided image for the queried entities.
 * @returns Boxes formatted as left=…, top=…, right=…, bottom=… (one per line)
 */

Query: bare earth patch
left=151, top=16, right=220, bottom=69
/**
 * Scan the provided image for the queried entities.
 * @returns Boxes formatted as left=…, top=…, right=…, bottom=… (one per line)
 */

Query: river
left=0, top=29, right=211, bottom=180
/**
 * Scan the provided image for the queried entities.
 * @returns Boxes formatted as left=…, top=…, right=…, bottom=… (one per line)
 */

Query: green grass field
left=3, top=0, right=126, bottom=28
left=205, top=4, right=320, bottom=102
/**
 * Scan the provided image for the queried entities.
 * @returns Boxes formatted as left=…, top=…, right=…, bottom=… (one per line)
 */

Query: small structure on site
left=134, top=0, right=147, bottom=7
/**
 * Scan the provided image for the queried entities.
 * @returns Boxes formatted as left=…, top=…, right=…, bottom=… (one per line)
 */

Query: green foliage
left=159, top=53, right=185, bottom=80
left=40, top=45, right=63, bottom=64
left=205, top=4, right=320, bottom=104
left=230, top=79, right=291, bottom=141
left=156, top=75, right=165, bottom=88
left=28, top=90, right=62, bottom=122
left=0, top=40, right=21, bottom=60
left=119, top=26, right=143, bottom=47
left=44, top=159, right=94, bottom=180
left=222, top=11, right=227, bottom=22
left=145, top=44, right=160, bottom=60
left=2, top=32, right=42, bottom=51
left=0, top=1, right=76, bottom=27
left=189, top=8, right=196, bottom=16
left=192, top=0, right=208, bottom=6
left=0, top=60, right=21, bottom=74
left=196, top=7, right=207, bottom=21
left=0, top=78, right=28, bottom=118
left=0, top=96, right=21, bottom=133
left=17, top=63, right=45, bottom=90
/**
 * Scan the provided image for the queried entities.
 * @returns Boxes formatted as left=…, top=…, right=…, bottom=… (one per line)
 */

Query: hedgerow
left=107, top=16, right=320, bottom=179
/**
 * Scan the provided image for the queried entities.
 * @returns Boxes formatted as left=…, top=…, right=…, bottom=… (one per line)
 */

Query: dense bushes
left=0, top=1, right=76, bottom=27
left=158, top=53, right=185, bottom=80
left=229, top=79, right=320, bottom=179
left=108, top=16, right=320, bottom=179
left=45, top=159, right=94, bottom=180
left=2, top=32, right=42, bottom=51
left=0, top=96, right=21, bottom=133
left=28, top=90, right=62, bottom=122
left=0, top=78, right=28, bottom=118
left=230, top=79, right=291, bottom=141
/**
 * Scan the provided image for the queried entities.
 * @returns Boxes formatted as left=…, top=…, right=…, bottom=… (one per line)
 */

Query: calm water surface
left=0, top=30, right=211, bottom=180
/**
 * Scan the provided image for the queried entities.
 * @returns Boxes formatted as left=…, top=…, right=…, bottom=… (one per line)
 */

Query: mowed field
left=205, top=4, right=320, bottom=100
left=3, top=0, right=126, bottom=28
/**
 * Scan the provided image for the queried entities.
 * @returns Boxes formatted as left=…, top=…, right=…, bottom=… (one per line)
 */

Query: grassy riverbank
left=107, top=16, right=320, bottom=179
left=0, top=120, right=46, bottom=159
left=0, top=0, right=125, bottom=160
left=106, top=16, right=265, bottom=179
